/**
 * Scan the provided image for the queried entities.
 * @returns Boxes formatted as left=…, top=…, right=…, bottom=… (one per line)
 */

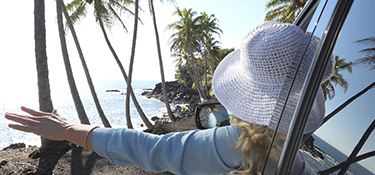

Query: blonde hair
left=229, top=116, right=286, bottom=175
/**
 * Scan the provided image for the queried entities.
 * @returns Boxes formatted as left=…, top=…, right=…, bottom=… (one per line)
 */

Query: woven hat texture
left=212, top=21, right=335, bottom=134
left=268, top=32, right=334, bottom=134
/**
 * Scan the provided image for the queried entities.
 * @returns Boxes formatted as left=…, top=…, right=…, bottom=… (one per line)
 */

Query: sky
left=1, top=0, right=374, bottom=173
left=0, top=0, right=266, bottom=84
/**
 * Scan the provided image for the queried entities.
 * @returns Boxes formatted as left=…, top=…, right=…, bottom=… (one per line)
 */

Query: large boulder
left=142, top=81, right=200, bottom=115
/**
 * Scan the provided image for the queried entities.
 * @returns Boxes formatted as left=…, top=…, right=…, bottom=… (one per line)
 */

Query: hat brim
left=212, top=22, right=333, bottom=134
left=212, top=49, right=284, bottom=126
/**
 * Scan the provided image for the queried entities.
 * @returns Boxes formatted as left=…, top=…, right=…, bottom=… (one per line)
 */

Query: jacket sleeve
left=92, top=125, right=243, bottom=175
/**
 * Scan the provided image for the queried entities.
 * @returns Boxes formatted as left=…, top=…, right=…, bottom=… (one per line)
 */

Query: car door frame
left=276, top=0, right=355, bottom=174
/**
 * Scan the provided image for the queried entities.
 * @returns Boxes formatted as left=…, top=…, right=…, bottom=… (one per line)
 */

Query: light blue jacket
left=92, top=125, right=316, bottom=175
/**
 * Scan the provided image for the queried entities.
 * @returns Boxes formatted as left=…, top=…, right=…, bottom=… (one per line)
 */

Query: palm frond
left=67, top=1, right=88, bottom=25
left=355, top=37, right=375, bottom=47
left=106, top=2, right=129, bottom=32
left=355, top=57, right=375, bottom=70
left=66, top=0, right=84, bottom=11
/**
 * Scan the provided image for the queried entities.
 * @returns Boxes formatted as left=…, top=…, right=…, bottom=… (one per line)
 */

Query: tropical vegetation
left=167, top=8, right=225, bottom=102
left=355, top=37, right=375, bottom=70
left=321, top=56, right=353, bottom=100
left=265, top=0, right=308, bottom=23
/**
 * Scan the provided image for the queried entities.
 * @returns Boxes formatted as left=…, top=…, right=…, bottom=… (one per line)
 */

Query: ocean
left=299, top=134, right=374, bottom=175
left=0, top=79, right=373, bottom=174
left=0, top=80, right=170, bottom=149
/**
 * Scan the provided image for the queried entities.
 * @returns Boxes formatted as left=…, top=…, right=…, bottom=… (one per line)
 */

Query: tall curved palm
left=202, top=37, right=221, bottom=67
left=61, top=0, right=111, bottom=127
left=201, top=37, right=221, bottom=95
left=35, top=0, right=62, bottom=149
left=265, top=0, right=308, bottom=23
left=57, top=0, right=90, bottom=125
left=321, top=56, right=353, bottom=100
left=167, top=8, right=208, bottom=102
left=355, top=37, right=375, bottom=70
left=148, top=0, right=176, bottom=121
left=67, top=0, right=153, bottom=129
left=125, top=0, right=140, bottom=129
left=199, top=12, right=222, bottom=38
left=199, top=12, right=222, bottom=97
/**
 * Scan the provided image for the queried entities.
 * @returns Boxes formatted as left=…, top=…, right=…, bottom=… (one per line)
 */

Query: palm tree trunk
left=61, top=1, right=111, bottom=127
left=323, top=81, right=375, bottom=124
left=35, top=0, right=53, bottom=120
left=319, top=150, right=375, bottom=175
left=56, top=0, right=90, bottom=125
left=35, top=0, right=61, bottom=149
left=97, top=17, right=154, bottom=130
left=150, top=0, right=176, bottom=121
left=125, top=0, right=140, bottom=129
left=337, top=118, right=375, bottom=175
left=186, top=37, right=203, bottom=100
left=191, top=57, right=207, bottom=102
left=188, top=44, right=207, bottom=102
left=204, top=55, right=209, bottom=97
left=204, top=41, right=215, bottom=98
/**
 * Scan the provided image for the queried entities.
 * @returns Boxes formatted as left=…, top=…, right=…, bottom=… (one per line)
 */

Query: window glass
left=313, top=0, right=375, bottom=174
left=264, top=0, right=375, bottom=174
left=263, top=0, right=340, bottom=173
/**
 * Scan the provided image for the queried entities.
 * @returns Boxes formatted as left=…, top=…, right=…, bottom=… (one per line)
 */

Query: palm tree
left=199, top=12, right=222, bottom=97
left=125, top=0, right=140, bottom=129
left=265, top=0, right=308, bottom=23
left=61, top=1, right=111, bottom=127
left=355, top=37, right=375, bottom=70
left=167, top=8, right=208, bottom=102
left=321, top=56, right=353, bottom=100
left=174, top=47, right=234, bottom=96
left=57, top=0, right=90, bottom=125
left=34, top=0, right=61, bottom=149
left=148, top=0, right=176, bottom=121
left=201, top=36, right=221, bottom=96
left=67, top=0, right=154, bottom=129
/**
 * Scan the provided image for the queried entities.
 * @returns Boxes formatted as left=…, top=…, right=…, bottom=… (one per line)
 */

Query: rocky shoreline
left=141, top=81, right=201, bottom=120
left=142, top=81, right=200, bottom=110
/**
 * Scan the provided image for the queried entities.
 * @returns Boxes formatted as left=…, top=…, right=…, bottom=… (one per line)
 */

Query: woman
left=5, top=21, right=334, bottom=175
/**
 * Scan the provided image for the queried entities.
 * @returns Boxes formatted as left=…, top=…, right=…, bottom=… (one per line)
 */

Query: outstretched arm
left=4, top=106, right=98, bottom=150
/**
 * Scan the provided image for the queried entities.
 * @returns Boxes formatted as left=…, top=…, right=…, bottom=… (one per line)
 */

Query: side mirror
left=195, top=102, right=232, bottom=129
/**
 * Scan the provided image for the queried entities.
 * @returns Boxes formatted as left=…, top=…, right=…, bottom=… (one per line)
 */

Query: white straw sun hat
left=212, top=21, right=334, bottom=134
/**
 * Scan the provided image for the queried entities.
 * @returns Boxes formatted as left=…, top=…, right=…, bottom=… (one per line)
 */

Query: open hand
left=5, top=106, right=73, bottom=141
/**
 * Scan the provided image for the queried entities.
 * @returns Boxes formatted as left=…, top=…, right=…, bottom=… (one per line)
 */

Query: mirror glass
left=195, top=103, right=232, bottom=129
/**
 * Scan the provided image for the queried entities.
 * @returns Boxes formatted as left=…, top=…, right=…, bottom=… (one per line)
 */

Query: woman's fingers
left=5, top=107, right=72, bottom=141
left=8, top=124, right=36, bottom=134
left=5, top=113, right=40, bottom=134
left=5, top=113, right=39, bottom=127
left=21, top=106, right=49, bottom=116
